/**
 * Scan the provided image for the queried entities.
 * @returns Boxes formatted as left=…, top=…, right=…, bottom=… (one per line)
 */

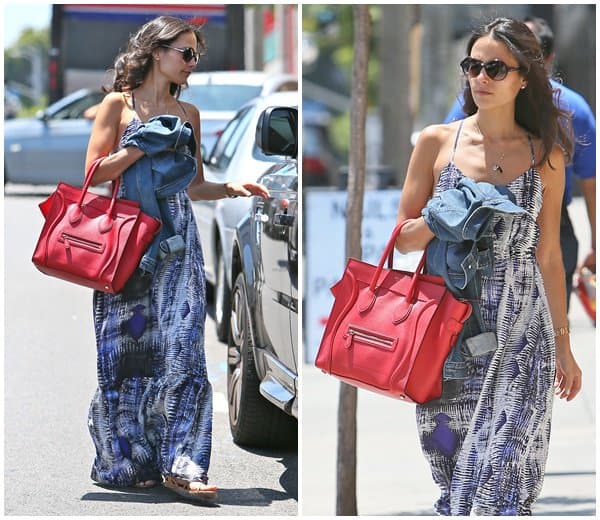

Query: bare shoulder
left=180, top=101, right=200, bottom=120
left=415, top=122, right=458, bottom=150
left=538, top=142, right=565, bottom=175
left=100, top=91, right=127, bottom=110
left=95, top=91, right=128, bottom=121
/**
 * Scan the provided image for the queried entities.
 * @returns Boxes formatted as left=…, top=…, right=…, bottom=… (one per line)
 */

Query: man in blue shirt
left=444, top=16, right=596, bottom=311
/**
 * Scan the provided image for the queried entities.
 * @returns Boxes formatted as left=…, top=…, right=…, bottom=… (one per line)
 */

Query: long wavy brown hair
left=461, top=17, right=573, bottom=168
left=107, top=15, right=206, bottom=97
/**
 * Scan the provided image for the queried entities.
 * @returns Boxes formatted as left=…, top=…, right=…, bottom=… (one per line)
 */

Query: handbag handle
left=368, top=220, right=427, bottom=303
left=69, top=157, right=120, bottom=229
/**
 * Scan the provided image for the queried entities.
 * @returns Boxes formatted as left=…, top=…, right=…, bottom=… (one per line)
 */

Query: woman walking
left=84, top=16, right=268, bottom=501
left=395, top=18, right=582, bottom=515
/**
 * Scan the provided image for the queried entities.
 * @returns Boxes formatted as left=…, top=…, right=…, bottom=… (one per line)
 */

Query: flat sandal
left=163, top=474, right=218, bottom=501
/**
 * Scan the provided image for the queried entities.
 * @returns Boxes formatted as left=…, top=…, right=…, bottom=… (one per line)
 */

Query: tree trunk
left=418, top=5, right=453, bottom=128
left=379, top=5, right=414, bottom=187
left=336, top=5, right=370, bottom=516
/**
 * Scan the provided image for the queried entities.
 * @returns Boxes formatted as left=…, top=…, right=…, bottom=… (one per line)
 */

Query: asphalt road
left=4, top=188, right=297, bottom=516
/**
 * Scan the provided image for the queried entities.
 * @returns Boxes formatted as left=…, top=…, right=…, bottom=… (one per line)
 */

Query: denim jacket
left=422, top=178, right=526, bottom=380
left=121, top=115, right=197, bottom=275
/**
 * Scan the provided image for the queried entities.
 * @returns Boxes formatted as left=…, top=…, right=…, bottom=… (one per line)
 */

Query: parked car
left=4, top=72, right=297, bottom=186
left=302, top=97, right=341, bottom=186
left=180, top=70, right=297, bottom=156
left=192, top=90, right=299, bottom=342
left=4, top=88, right=104, bottom=185
left=227, top=105, right=298, bottom=447
left=4, top=88, right=22, bottom=119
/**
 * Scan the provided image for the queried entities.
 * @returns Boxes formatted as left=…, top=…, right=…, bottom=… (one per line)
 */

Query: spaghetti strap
left=450, top=119, right=465, bottom=164
left=527, top=134, right=535, bottom=167
left=129, top=91, right=141, bottom=121
left=176, top=99, right=188, bottom=119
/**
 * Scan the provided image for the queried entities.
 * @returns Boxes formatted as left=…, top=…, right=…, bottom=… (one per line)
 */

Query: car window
left=182, top=84, right=262, bottom=112
left=209, top=108, right=247, bottom=164
left=212, top=106, right=256, bottom=171
left=52, top=92, right=105, bottom=120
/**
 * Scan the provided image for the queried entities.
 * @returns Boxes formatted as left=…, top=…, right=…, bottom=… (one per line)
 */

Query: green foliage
left=4, top=27, right=50, bottom=109
left=303, top=5, right=380, bottom=156
left=17, top=96, right=48, bottom=118
left=16, top=27, right=50, bottom=51
left=303, top=5, right=379, bottom=106
left=330, top=112, right=350, bottom=155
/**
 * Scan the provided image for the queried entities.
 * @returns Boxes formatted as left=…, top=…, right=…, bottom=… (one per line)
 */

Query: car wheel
left=215, top=249, right=231, bottom=342
left=227, top=272, right=297, bottom=448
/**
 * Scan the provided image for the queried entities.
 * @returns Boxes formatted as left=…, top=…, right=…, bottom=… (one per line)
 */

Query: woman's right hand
left=554, top=345, right=582, bottom=401
left=394, top=217, right=435, bottom=253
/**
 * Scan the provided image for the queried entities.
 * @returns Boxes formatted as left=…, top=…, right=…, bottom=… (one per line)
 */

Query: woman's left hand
left=554, top=347, right=583, bottom=401
left=226, top=182, right=270, bottom=199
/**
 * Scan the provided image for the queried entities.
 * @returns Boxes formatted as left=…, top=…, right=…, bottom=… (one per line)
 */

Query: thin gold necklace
left=474, top=121, right=505, bottom=175
left=134, top=92, right=172, bottom=116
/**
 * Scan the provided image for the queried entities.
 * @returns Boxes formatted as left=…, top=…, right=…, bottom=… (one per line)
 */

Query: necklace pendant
left=492, top=164, right=503, bottom=175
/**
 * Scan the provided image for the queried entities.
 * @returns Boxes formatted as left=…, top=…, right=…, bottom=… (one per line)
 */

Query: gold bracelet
left=554, top=326, right=570, bottom=337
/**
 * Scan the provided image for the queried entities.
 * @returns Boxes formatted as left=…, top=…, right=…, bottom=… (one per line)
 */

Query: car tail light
left=303, top=156, right=327, bottom=175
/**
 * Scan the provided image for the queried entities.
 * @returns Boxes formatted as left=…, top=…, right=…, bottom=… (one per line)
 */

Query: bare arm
left=537, top=145, right=582, bottom=401
left=395, top=125, right=441, bottom=253
left=85, top=92, right=145, bottom=186
left=185, top=104, right=268, bottom=201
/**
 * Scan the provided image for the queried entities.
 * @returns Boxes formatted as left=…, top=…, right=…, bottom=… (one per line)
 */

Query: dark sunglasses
left=460, top=57, right=523, bottom=81
left=160, top=45, right=199, bottom=63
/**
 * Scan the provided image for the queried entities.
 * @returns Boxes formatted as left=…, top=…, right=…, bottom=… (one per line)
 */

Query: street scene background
left=4, top=187, right=297, bottom=515
left=302, top=3, right=596, bottom=516
left=4, top=3, right=298, bottom=515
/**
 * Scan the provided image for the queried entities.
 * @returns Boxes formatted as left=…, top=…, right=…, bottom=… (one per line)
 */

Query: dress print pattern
left=88, top=117, right=213, bottom=486
left=416, top=131, right=556, bottom=515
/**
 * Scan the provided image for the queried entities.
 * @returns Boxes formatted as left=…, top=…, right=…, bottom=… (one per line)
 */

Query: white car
left=180, top=71, right=297, bottom=157
left=193, top=90, right=299, bottom=341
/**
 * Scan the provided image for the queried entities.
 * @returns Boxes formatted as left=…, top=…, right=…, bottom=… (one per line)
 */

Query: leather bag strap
left=77, top=157, right=119, bottom=208
left=69, top=157, right=120, bottom=226
left=369, top=220, right=427, bottom=303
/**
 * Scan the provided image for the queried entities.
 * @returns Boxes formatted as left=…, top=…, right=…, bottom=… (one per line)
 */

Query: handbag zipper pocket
left=59, top=233, right=105, bottom=253
left=344, top=325, right=397, bottom=350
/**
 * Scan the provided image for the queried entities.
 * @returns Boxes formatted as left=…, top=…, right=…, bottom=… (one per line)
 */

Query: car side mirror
left=36, top=109, right=49, bottom=124
left=255, top=106, right=297, bottom=159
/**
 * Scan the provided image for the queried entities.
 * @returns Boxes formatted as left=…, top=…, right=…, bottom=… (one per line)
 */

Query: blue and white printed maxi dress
left=416, top=127, right=556, bottom=515
left=88, top=117, right=213, bottom=486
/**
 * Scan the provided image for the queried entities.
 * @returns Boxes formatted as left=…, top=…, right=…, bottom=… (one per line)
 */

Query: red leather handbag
left=32, top=158, right=161, bottom=294
left=315, top=221, right=472, bottom=404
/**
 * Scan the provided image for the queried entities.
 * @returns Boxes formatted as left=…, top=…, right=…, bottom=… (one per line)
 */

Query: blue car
left=4, top=89, right=105, bottom=186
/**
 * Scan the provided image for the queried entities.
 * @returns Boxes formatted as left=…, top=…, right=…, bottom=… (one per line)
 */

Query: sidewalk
left=301, top=198, right=595, bottom=516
